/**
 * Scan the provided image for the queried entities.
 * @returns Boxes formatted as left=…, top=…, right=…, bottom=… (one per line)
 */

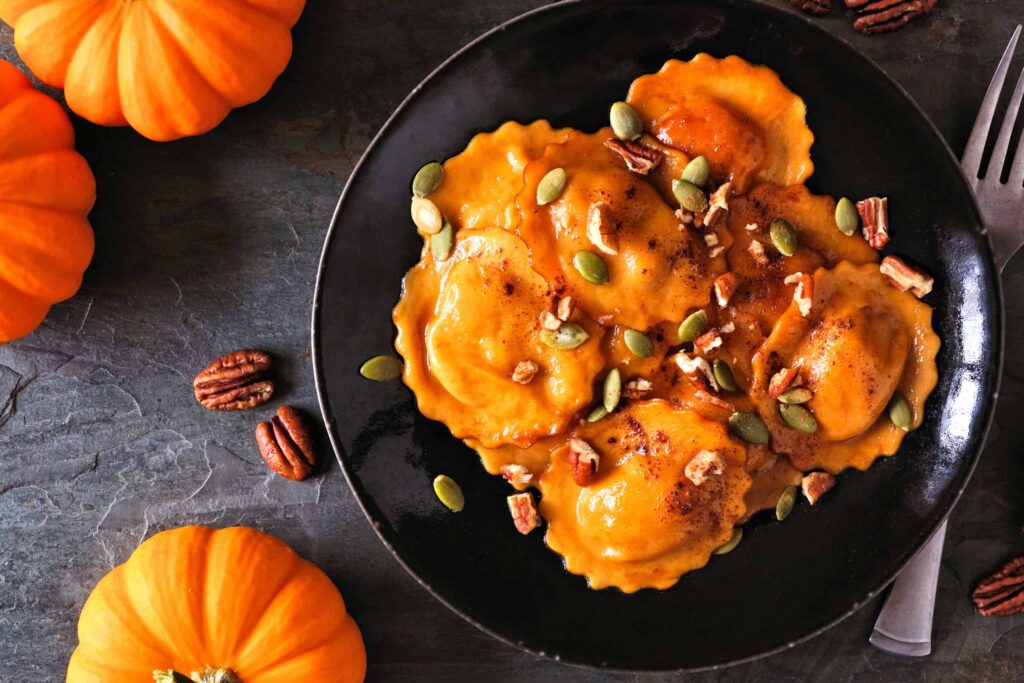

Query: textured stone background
left=3, top=1, right=1024, bottom=681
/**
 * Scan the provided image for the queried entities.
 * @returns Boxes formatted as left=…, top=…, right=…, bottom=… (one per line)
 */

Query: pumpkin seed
left=728, top=411, right=769, bottom=445
left=888, top=393, right=912, bottom=431
left=433, top=474, right=465, bottom=512
left=775, top=486, right=798, bottom=521
left=713, top=527, right=743, bottom=555
left=610, top=101, right=643, bottom=141
left=573, top=250, right=609, bottom=284
left=603, top=368, right=622, bottom=412
left=360, top=355, right=403, bottom=382
left=430, top=219, right=453, bottom=261
left=672, top=178, right=709, bottom=213
left=677, top=309, right=708, bottom=343
left=779, top=403, right=818, bottom=433
left=587, top=404, right=609, bottom=423
left=769, top=218, right=798, bottom=257
left=777, top=387, right=813, bottom=405
left=540, top=323, right=590, bottom=350
left=623, top=329, right=654, bottom=358
left=412, top=161, right=443, bottom=197
left=835, top=197, right=859, bottom=236
left=681, top=155, right=711, bottom=188
left=411, top=196, right=443, bottom=234
left=713, top=359, right=737, bottom=392
left=537, top=167, right=568, bottom=205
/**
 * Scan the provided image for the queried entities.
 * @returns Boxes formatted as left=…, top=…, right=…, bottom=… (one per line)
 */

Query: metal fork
left=870, top=24, right=1024, bottom=657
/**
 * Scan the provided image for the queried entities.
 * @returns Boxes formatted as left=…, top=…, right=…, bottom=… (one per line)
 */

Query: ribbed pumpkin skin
left=66, top=526, right=367, bottom=683
left=0, top=0, right=306, bottom=141
left=0, top=59, right=94, bottom=343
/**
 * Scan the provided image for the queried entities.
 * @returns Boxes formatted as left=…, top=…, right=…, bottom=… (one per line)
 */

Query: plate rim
left=311, top=0, right=1004, bottom=672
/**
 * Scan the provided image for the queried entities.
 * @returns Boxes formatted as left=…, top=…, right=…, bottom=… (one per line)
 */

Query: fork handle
left=869, top=519, right=947, bottom=656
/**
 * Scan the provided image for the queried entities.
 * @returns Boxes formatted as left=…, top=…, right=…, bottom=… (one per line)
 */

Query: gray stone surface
left=2, top=1, right=1024, bottom=681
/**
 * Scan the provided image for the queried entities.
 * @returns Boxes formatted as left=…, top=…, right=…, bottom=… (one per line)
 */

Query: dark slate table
left=3, top=2, right=1024, bottom=681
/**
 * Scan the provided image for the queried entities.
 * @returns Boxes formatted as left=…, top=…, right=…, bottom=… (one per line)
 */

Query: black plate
left=312, top=0, right=1001, bottom=671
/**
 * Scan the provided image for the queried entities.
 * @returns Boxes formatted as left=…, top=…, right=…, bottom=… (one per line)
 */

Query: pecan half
left=586, top=201, right=619, bottom=255
left=769, top=366, right=801, bottom=399
left=801, top=471, right=836, bottom=505
left=604, top=138, right=661, bottom=175
left=848, top=0, right=937, bottom=34
left=685, top=450, right=726, bottom=486
left=512, top=360, right=539, bottom=384
left=623, top=378, right=653, bottom=399
left=704, top=182, right=732, bottom=227
left=791, top=0, right=832, bottom=14
left=507, top=492, right=541, bottom=535
left=568, top=438, right=600, bottom=486
left=714, top=272, right=740, bottom=307
left=857, top=196, right=890, bottom=249
left=880, top=255, right=933, bottom=298
left=695, top=389, right=734, bottom=411
left=973, top=556, right=1024, bottom=617
left=256, top=405, right=317, bottom=481
left=194, top=349, right=274, bottom=410
left=501, top=464, right=533, bottom=489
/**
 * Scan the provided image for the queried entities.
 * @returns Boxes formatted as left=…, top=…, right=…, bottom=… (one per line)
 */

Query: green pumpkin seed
left=677, top=309, right=709, bottom=343
left=537, top=167, right=568, bottom=206
left=835, top=197, right=859, bottom=236
left=587, top=405, right=609, bottom=423
left=623, top=329, right=654, bottom=358
left=681, top=155, right=711, bottom=188
left=573, top=250, right=609, bottom=284
left=672, top=178, right=709, bottom=213
left=610, top=101, right=643, bottom=141
left=603, top=368, right=622, bottom=412
left=777, top=387, right=813, bottom=405
left=888, top=393, right=912, bottom=431
left=412, top=161, right=444, bottom=197
left=360, top=355, right=403, bottom=382
left=779, top=403, right=818, bottom=434
left=775, top=486, right=798, bottom=521
left=769, top=218, right=798, bottom=257
left=433, top=474, right=464, bottom=512
left=728, top=411, right=769, bottom=445
left=713, top=527, right=743, bottom=555
left=713, top=359, right=737, bottom=392
left=540, top=323, right=590, bottom=350
left=430, top=219, right=454, bottom=261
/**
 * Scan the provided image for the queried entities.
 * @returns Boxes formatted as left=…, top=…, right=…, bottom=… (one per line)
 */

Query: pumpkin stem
left=153, top=672, right=193, bottom=683
left=191, top=667, right=242, bottom=683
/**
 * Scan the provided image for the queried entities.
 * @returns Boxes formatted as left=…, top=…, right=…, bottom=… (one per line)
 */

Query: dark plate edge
left=310, top=0, right=1004, bottom=672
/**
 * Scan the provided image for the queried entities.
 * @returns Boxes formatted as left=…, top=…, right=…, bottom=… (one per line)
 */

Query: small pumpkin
left=66, top=526, right=367, bottom=683
left=0, top=0, right=306, bottom=141
left=0, top=59, right=95, bottom=343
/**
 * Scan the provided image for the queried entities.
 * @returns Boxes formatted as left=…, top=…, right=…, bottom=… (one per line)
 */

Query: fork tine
left=986, top=65, right=1024, bottom=182
left=962, top=25, right=1021, bottom=178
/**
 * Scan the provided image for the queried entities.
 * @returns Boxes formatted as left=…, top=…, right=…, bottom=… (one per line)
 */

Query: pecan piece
left=694, top=389, right=734, bottom=411
left=539, top=310, right=561, bottom=331
left=622, top=378, right=653, bottom=399
left=568, top=437, right=600, bottom=486
left=880, top=255, right=933, bottom=298
left=586, top=201, right=619, bottom=255
left=604, top=138, right=661, bottom=175
left=801, top=471, right=836, bottom=505
left=791, top=0, right=832, bottom=14
left=194, top=349, right=274, bottom=410
left=675, top=352, right=719, bottom=392
left=507, top=492, right=541, bottom=535
left=768, top=366, right=801, bottom=399
left=256, top=405, right=318, bottom=481
left=848, top=0, right=937, bottom=34
left=512, top=360, right=539, bottom=384
left=748, top=239, right=769, bottom=266
left=857, top=196, right=890, bottom=249
left=556, top=296, right=576, bottom=321
left=714, top=272, right=740, bottom=307
left=501, top=464, right=533, bottom=489
left=973, top=556, right=1024, bottom=617
left=793, top=273, right=814, bottom=317
left=704, top=182, right=732, bottom=227
left=694, top=328, right=723, bottom=354
left=685, top=450, right=726, bottom=486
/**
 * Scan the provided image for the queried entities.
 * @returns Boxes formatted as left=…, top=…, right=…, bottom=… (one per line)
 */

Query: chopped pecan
left=973, top=556, right=1024, bottom=617
left=695, top=389, right=734, bottom=411
left=880, top=255, right=933, bottom=298
left=194, top=349, right=274, bottom=411
left=783, top=271, right=804, bottom=285
left=720, top=321, right=736, bottom=334
left=512, top=360, right=539, bottom=384
left=793, top=273, right=813, bottom=317
left=704, top=233, right=719, bottom=247
left=604, top=138, right=661, bottom=175
left=586, top=201, right=619, bottom=255
left=622, top=378, right=653, bottom=399
left=684, top=450, right=726, bottom=486
left=801, top=471, right=836, bottom=504
left=791, top=0, right=832, bottom=14
left=704, top=182, right=732, bottom=227
left=848, top=0, right=937, bottom=34
left=745, top=222, right=759, bottom=232
left=708, top=245, right=725, bottom=258
left=676, top=208, right=694, bottom=225
left=714, top=272, right=740, bottom=307
left=748, top=239, right=769, bottom=266
left=675, top=352, right=719, bottom=392
left=539, top=310, right=561, bottom=331
left=694, top=328, right=723, bottom=354
left=768, top=366, right=801, bottom=398
left=501, top=464, right=533, bottom=489
left=568, top=438, right=600, bottom=486
left=556, top=296, right=576, bottom=321
left=507, top=492, right=541, bottom=535
left=857, top=196, right=890, bottom=249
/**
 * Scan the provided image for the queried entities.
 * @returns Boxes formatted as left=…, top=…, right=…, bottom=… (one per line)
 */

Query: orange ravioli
left=428, top=120, right=570, bottom=233
left=516, top=129, right=724, bottom=331
left=749, top=261, right=940, bottom=472
left=539, top=400, right=751, bottom=592
left=394, top=226, right=606, bottom=448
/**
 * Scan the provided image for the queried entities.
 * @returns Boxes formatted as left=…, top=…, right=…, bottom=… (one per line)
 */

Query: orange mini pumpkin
left=0, top=0, right=306, bottom=141
left=66, top=526, right=367, bottom=683
left=0, top=59, right=94, bottom=343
